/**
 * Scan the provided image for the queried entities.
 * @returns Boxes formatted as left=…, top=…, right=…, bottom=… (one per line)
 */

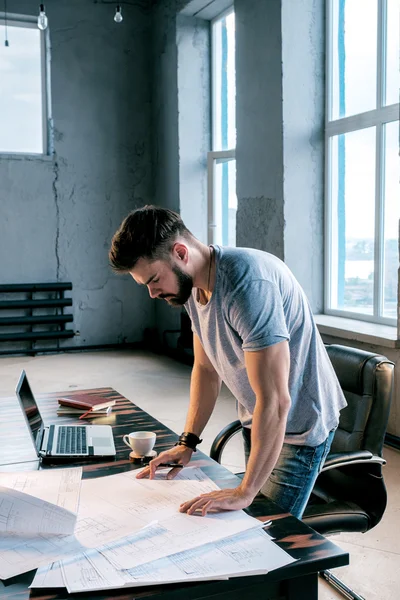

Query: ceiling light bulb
left=114, top=5, right=123, bottom=23
left=37, top=4, right=48, bottom=30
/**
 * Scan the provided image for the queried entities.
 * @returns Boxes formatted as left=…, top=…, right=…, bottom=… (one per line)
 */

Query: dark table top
left=0, top=387, right=349, bottom=599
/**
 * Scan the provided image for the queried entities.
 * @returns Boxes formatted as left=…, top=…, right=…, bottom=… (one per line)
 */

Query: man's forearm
left=184, top=364, right=221, bottom=437
left=240, top=394, right=290, bottom=496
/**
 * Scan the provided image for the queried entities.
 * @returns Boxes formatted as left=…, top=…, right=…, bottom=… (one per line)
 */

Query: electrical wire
left=4, top=0, right=9, bottom=47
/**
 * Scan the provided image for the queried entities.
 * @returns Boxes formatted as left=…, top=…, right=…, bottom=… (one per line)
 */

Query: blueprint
left=0, top=467, right=82, bottom=513
left=0, top=467, right=83, bottom=579
left=0, top=486, right=77, bottom=536
left=32, top=528, right=296, bottom=592
left=0, top=466, right=264, bottom=581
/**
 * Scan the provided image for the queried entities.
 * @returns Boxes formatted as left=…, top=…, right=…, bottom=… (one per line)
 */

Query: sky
left=0, top=23, right=44, bottom=153
left=331, top=0, right=399, bottom=240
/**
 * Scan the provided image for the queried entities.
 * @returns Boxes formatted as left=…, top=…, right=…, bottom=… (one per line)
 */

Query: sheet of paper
left=0, top=467, right=85, bottom=579
left=134, top=466, right=213, bottom=482
left=29, top=469, right=213, bottom=590
left=72, top=467, right=260, bottom=568
left=73, top=466, right=252, bottom=552
left=97, top=507, right=261, bottom=571
left=0, top=486, right=77, bottom=536
left=79, top=467, right=220, bottom=525
left=30, top=561, right=65, bottom=588
left=0, top=531, right=86, bottom=580
left=0, top=466, right=260, bottom=580
left=0, top=467, right=82, bottom=514
left=60, top=529, right=296, bottom=594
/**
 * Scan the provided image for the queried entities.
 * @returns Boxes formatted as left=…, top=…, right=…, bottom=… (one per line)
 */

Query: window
left=0, top=16, right=50, bottom=155
left=325, top=0, right=400, bottom=325
left=208, top=8, right=236, bottom=246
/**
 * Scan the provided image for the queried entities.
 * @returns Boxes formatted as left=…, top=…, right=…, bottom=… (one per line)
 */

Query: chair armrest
left=322, top=450, right=386, bottom=472
left=210, top=420, right=243, bottom=463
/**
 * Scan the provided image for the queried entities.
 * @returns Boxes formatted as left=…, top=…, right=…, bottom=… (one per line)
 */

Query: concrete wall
left=0, top=0, right=154, bottom=349
left=235, top=0, right=285, bottom=260
left=151, top=0, right=182, bottom=338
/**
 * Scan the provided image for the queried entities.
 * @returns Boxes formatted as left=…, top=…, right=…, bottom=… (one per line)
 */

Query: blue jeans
left=242, top=428, right=335, bottom=519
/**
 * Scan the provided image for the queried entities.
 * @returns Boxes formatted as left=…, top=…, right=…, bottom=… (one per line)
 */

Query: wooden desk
left=0, top=387, right=349, bottom=600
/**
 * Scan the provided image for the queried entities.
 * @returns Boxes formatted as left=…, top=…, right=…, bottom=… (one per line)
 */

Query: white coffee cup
left=123, top=431, right=156, bottom=456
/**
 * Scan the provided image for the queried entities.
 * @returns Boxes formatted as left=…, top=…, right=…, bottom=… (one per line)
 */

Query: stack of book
left=56, top=394, right=116, bottom=419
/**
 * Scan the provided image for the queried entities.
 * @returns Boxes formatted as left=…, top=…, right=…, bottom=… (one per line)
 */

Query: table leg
left=286, top=573, right=318, bottom=600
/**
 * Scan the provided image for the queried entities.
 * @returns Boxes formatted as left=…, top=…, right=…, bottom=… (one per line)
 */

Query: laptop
left=15, top=370, right=116, bottom=461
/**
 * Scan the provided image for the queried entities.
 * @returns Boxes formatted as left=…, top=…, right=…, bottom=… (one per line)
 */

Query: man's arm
left=184, top=333, right=222, bottom=436
left=179, top=340, right=291, bottom=514
left=240, top=340, right=291, bottom=497
left=137, top=334, right=221, bottom=479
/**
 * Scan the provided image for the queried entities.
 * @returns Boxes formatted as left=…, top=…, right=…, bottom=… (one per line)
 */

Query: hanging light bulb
left=114, top=5, right=123, bottom=23
left=37, top=4, right=48, bottom=31
left=4, top=0, right=9, bottom=46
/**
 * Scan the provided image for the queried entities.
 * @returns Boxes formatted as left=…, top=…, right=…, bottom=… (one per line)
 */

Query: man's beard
left=159, top=265, right=193, bottom=306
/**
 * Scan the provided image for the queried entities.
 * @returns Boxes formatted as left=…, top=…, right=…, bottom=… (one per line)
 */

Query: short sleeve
left=227, top=279, right=290, bottom=351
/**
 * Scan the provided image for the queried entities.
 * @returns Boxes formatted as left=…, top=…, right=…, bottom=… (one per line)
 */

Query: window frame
left=324, top=0, right=399, bottom=326
left=208, top=6, right=236, bottom=246
left=0, top=13, right=52, bottom=156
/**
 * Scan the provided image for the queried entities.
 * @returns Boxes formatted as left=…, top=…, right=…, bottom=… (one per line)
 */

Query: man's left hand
left=179, top=486, right=255, bottom=516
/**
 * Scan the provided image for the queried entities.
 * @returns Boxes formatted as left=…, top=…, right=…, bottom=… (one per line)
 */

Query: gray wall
left=0, top=0, right=154, bottom=349
left=235, top=0, right=285, bottom=259
left=152, top=0, right=182, bottom=337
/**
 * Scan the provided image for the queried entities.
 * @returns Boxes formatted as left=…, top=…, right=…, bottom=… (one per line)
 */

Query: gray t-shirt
left=185, top=246, right=347, bottom=447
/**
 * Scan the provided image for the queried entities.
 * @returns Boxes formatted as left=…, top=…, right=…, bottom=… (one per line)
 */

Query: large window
left=208, top=9, right=236, bottom=246
left=325, top=0, right=399, bottom=325
left=0, top=16, right=50, bottom=155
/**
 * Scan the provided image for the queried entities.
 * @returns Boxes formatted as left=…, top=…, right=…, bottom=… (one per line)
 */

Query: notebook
left=15, top=371, right=116, bottom=462
left=57, top=394, right=116, bottom=411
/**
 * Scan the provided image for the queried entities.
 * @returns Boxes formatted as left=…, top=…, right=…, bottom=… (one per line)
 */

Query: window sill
left=0, top=153, right=54, bottom=162
left=314, top=314, right=400, bottom=349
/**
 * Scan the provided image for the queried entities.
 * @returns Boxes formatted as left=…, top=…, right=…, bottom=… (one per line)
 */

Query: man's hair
left=109, top=205, right=193, bottom=272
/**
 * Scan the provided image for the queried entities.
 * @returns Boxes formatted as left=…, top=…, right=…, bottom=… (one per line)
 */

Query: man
left=109, top=205, right=346, bottom=519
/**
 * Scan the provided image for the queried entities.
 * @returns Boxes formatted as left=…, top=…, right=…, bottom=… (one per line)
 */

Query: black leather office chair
left=210, top=344, right=394, bottom=600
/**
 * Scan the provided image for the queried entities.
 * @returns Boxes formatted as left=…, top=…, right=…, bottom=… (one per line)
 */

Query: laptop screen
left=15, top=371, right=44, bottom=448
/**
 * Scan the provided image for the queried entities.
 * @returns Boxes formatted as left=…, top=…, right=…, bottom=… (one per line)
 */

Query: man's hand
left=136, top=445, right=193, bottom=480
left=179, top=485, right=255, bottom=516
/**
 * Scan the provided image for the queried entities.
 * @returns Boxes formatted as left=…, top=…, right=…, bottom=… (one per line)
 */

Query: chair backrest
left=326, top=344, right=394, bottom=457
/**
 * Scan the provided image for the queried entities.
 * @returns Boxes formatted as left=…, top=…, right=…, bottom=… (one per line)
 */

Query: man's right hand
left=135, top=445, right=193, bottom=480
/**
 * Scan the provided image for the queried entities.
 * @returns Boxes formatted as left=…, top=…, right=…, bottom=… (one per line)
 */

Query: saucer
left=129, top=449, right=157, bottom=463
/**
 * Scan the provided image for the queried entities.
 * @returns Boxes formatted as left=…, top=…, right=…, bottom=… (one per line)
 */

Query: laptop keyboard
left=56, top=426, right=87, bottom=454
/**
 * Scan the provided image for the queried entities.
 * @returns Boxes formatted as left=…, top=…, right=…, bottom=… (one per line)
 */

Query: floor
left=0, top=348, right=399, bottom=599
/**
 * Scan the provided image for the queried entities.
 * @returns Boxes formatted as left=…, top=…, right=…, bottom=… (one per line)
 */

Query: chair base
left=320, top=570, right=365, bottom=600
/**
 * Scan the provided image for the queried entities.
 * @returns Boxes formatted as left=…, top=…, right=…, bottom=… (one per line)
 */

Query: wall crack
left=52, top=159, right=61, bottom=281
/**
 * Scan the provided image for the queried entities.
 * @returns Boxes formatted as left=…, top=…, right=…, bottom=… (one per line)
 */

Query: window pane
left=383, top=121, right=400, bottom=318
left=0, top=24, right=44, bottom=153
left=329, top=127, right=376, bottom=314
left=213, top=159, right=237, bottom=246
left=212, top=11, right=236, bottom=150
left=331, top=0, right=377, bottom=119
left=385, top=0, right=400, bottom=106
